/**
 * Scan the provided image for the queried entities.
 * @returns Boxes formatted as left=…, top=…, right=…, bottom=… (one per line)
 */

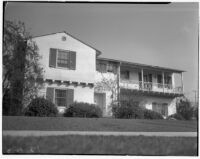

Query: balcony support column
left=162, top=71, right=165, bottom=93
left=117, top=62, right=121, bottom=105
left=181, top=72, right=184, bottom=93
left=141, top=68, right=144, bottom=89
left=172, top=73, right=175, bottom=90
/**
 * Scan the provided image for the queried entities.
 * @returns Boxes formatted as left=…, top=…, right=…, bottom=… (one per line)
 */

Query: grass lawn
left=3, top=135, right=197, bottom=155
left=3, top=116, right=197, bottom=132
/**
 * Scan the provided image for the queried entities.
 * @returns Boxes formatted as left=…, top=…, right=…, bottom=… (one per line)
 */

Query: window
left=107, top=64, right=113, bottom=72
left=164, top=75, right=172, bottom=84
left=138, top=72, right=142, bottom=81
left=57, top=50, right=69, bottom=68
left=49, top=48, right=76, bottom=70
left=138, top=73, right=152, bottom=82
left=121, top=70, right=129, bottom=80
left=55, top=89, right=67, bottom=106
left=157, top=74, right=162, bottom=83
left=96, top=62, right=117, bottom=73
left=96, top=63, right=107, bottom=73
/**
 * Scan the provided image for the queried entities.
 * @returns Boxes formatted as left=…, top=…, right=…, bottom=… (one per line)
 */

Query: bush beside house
left=143, top=109, right=163, bottom=119
left=112, top=100, right=144, bottom=119
left=64, top=102, right=102, bottom=118
left=176, top=98, right=194, bottom=120
left=112, top=100, right=163, bottom=119
left=24, top=98, right=58, bottom=117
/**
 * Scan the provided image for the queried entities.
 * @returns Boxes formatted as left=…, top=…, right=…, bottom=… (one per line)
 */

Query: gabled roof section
left=97, top=57, right=185, bottom=73
left=32, top=31, right=101, bottom=56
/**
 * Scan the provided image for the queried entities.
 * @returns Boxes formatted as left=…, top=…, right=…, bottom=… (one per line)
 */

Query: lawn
left=3, top=135, right=197, bottom=155
left=3, top=116, right=197, bottom=132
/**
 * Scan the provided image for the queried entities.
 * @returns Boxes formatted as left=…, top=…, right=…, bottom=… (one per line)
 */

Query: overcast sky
left=4, top=2, right=198, bottom=101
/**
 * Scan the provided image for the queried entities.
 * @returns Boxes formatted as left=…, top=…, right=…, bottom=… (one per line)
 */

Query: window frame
left=49, top=48, right=76, bottom=70
left=56, top=49, right=70, bottom=68
left=55, top=89, right=67, bottom=107
left=121, top=70, right=130, bottom=80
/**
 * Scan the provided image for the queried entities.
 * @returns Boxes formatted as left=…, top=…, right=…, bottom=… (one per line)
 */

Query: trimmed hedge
left=64, top=102, right=102, bottom=118
left=143, top=109, right=164, bottom=120
left=24, top=97, right=58, bottom=117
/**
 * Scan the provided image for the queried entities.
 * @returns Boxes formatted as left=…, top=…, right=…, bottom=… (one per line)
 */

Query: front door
left=94, top=93, right=106, bottom=116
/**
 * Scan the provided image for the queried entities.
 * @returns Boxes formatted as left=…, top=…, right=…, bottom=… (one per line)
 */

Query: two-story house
left=95, top=58, right=184, bottom=117
left=33, top=31, right=184, bottom=117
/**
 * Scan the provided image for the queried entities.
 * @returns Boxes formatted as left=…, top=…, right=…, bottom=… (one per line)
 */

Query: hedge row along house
left=33, top=32, right=184, bottom=117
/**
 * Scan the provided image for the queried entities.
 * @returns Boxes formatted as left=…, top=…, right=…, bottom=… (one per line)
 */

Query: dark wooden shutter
left=46, top=87, right=54, bottom=103
left=49, top=48, right=57, bottom=67
left=70, top=51, right=76, bottom=70
left=66, top=89, right=74, bottom=107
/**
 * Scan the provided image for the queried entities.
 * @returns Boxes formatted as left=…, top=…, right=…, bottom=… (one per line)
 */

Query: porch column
left=181, top=72, right=184, bottom=93
left=172, top=73, right=175, bottom=90
left=117, top=62, right=121, bottom=105
left=162, top=71, right=165, bottom=93
left=141, top=68, right=144, bottom=89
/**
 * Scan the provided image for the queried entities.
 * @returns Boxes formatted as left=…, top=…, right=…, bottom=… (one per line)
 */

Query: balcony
left=120, top=79, right=183, bottom=95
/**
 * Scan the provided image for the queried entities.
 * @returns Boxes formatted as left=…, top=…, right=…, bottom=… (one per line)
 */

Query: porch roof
left=97, top=57, right=185, bottom=73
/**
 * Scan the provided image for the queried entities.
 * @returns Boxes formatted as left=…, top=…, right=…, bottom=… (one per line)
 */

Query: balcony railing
left=120, top=79, right=183, bottom=94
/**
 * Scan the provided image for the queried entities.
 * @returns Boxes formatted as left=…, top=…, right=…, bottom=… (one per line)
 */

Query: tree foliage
left=3, top=20, right=44, bottom=115
left=176, top=96, right=194, bottom=120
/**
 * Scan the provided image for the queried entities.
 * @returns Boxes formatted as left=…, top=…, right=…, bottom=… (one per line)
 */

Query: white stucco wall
left=33, top=32, right=96, bottom=83
left=39, top=83, right=94, bottom=103
left=38, top=82, right=95, bottom=113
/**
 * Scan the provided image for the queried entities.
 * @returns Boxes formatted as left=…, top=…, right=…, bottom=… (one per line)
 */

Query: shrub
left=193, top=107, right=198, bottom=120
left=167, top=113, right=185, bottom=120
left=112, top=100, right=144, bottom=119
left=64, top=102, right=102, bottom=118
left=3, top=90, right=11, bottom=116
left=176, top=98, right=193, bottom=120
left=24, top=97, right=58, bottom=117
left=143, top=109, right=164, bottom=120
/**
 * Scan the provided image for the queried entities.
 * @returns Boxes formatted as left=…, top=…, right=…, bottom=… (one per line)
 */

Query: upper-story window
left=121, top=70, right=129, bottom=80
left=164, top=75, right=172, bottom=84
left=49, top=48, right=76, bottom=70
left=57, top=50, right=70, bottom=68
left=96, top=61, right=117, bottom=74
left=157, top=74, right=162, bottom=83
left=138, top=72, right=152, bottom=82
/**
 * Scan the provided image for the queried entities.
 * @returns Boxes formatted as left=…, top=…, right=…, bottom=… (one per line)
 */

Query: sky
left=4, top=2, right=198, bottom=102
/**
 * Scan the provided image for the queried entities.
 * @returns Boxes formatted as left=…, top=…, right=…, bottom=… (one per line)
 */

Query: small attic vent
left=62, top=36, right=66, bottom=41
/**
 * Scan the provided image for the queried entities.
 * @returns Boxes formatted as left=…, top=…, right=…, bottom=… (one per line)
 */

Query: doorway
left=94, top=93, right=106, bottom=116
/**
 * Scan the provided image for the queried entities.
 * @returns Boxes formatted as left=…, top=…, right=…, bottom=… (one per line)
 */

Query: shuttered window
left=57, top=50, right=69, bottom=68
left=55, top=89, right=67, bottom=106
left=49, top=48, right=76, bottom=70
left=46, top=87, right=74, bottom=107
